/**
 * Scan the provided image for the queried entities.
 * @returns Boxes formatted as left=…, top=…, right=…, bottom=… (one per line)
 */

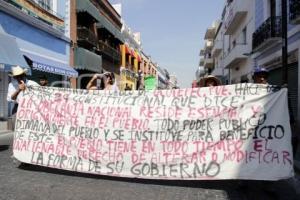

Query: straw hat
left=199, top=75, right=221, bottom=87
left=10, top=65, right=28, bottom=77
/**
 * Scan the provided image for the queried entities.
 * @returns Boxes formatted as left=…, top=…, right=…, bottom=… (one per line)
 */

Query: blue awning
left=0, top=32, right=31, bottom=73
left=23, top=52, right=78, bottom=77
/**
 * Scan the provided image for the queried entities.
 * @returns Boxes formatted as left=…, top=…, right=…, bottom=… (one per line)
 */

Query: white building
left=223, top=0, right=255, bottom=83
left=252, top=0, right=300, bottom=167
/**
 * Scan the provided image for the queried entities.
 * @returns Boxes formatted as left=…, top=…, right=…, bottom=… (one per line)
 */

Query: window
left=36, top=0, right=53, bottom=11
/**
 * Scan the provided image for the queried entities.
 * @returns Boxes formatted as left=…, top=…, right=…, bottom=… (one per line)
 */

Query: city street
left=1, top=0, right=300, bottom=199
left=0, top=141, right=299, bottom=200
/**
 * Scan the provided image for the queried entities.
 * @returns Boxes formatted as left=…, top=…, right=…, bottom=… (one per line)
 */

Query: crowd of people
left=4, top=65, right=299, bottom=181
left=5, top=65, right=271, bottom=117
left=196, top=66, right=269, bottom=88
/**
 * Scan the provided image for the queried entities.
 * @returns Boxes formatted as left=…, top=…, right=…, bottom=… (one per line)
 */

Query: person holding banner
left=252, top=66, right=269, bottom=84
left=7, top=66, right=38, bottom=130
left=199, top=75, right=221, bottom=87
left=7, top=66, right=38, bottom=114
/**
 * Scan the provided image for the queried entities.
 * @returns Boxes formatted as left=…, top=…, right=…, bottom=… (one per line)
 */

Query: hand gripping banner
left=13, top=84, right=294, bottom=180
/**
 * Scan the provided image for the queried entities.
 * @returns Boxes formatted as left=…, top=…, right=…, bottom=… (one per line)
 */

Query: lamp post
left=282, top=0, right=288, bottom=85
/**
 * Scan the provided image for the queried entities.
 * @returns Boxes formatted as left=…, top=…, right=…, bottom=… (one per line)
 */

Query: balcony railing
left=77, top=26, right=98, bottom=48
left=289, top=0, right=300, bottom=24
left=98, top=40, right=121, bottom=63
left=121, top=67, right=137, bottom=80
left=252, top=16, right=282, bottom=51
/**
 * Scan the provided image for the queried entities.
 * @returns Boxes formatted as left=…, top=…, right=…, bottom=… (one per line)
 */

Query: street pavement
left=0, top=130, right=13, bottom=145
left=0, top=136, right=300, bottom=200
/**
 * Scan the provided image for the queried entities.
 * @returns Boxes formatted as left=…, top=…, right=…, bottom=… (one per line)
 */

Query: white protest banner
left=13, top=84, right=294, bottom=180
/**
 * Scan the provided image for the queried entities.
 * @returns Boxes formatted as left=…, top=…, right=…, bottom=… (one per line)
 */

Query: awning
left=23, top=52, right=78, bottom=77
left=74, top=47, right=102, bottom=73
left=96, top=18, right=124, bottom=43
left=76, top=0, right=124, bottom=42
left=76, top=0, right=99, bottom=22
left=134, top=50, right=142, bottom=62
left=0, top=32, right=30, bottom=72
left=125, top=45, right=132, bottom=55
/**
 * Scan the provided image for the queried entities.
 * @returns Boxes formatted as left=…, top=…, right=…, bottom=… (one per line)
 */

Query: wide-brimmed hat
left=10, top=65, right=28, bottom=77
left=199, top=75, right=221, bottom=87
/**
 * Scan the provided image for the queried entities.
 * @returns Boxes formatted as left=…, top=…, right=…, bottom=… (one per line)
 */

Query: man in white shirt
left=7, top=65, right=38, bottom=115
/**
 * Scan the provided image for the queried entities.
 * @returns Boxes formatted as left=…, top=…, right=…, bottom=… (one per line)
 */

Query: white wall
left=225, top=0, right=255, bottom=83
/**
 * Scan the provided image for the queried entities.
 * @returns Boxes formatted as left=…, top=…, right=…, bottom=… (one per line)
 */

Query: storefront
left=0, top=8, right=77, bottom=119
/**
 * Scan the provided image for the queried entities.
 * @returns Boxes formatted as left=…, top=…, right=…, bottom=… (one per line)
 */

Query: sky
left=109, top=0, right=225, bottom=88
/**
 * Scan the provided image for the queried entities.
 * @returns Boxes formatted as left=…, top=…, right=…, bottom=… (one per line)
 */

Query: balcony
left=252, top=16, right=282, bottom=52
left=121, top=67, right=137, bottom=82
left=212, top=39, right=222, bottom=57
left=224, top=43, right=248, bottom=68
left=199, top=57, right=204, bottom=66
left=204, top=55, right=214, bottom=69
left=290, top=0, right=300, bottom=24
left=199, top=49, right=205, bottom=56
left=77, top=27, right=98, bottom=48
left=98, top=40, right=121, bottom=64
left=204, top=40, right=214, bottom=51
left=224, top=0, right=248, bottom=35
left=204, top=20, right=220, bottom=40
left=204, top=27, right=216, bottom=40
left=196, top=67, right=205, bottom=79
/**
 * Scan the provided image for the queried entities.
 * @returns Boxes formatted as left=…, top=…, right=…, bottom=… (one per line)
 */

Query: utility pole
left=282, top=0, right=288, bottom=84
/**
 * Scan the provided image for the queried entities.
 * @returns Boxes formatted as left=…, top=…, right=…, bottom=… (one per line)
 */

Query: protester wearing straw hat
left=199, top=75, right=221, bottom=87
left=7, top=66, right=38, bottom=115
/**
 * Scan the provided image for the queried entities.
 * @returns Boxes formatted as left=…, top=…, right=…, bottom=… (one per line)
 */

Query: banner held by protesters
left=13, top=84, right=294, bottom=180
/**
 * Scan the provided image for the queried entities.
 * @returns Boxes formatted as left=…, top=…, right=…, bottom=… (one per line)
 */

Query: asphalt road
left=0, top=142, right=299, bottom=200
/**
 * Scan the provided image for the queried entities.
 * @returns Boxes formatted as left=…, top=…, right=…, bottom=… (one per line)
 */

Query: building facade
left=253, top=0, right=300, bottom=165
left=0, top=0, right=77, bottom=119
left=120, top=23, right=142, bottom=90
left=71, top=0, right=123, bottom=89
left=157, top=67, right=169, bottom=89
left=168, top=74, right=178, bottom=89
left=223, top=0, right=255, bottom=83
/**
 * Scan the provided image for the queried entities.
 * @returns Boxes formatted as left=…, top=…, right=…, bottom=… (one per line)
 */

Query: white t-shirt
left=7, top=79, right=39, bottom=103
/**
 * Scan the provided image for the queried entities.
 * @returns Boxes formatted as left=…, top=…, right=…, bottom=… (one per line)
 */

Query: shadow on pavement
left=17, top=162, right=245, bottom=189
left=0, top=145, right=10, bottom=151
left=17, top=163, right=300, bottom=200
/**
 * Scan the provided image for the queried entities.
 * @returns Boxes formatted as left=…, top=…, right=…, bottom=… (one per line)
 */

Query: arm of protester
left=8, top=83, right=21, bottom=101
left=10, top=80, right=26, bottom=101
left=86, top=74, right=103, bottom=90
